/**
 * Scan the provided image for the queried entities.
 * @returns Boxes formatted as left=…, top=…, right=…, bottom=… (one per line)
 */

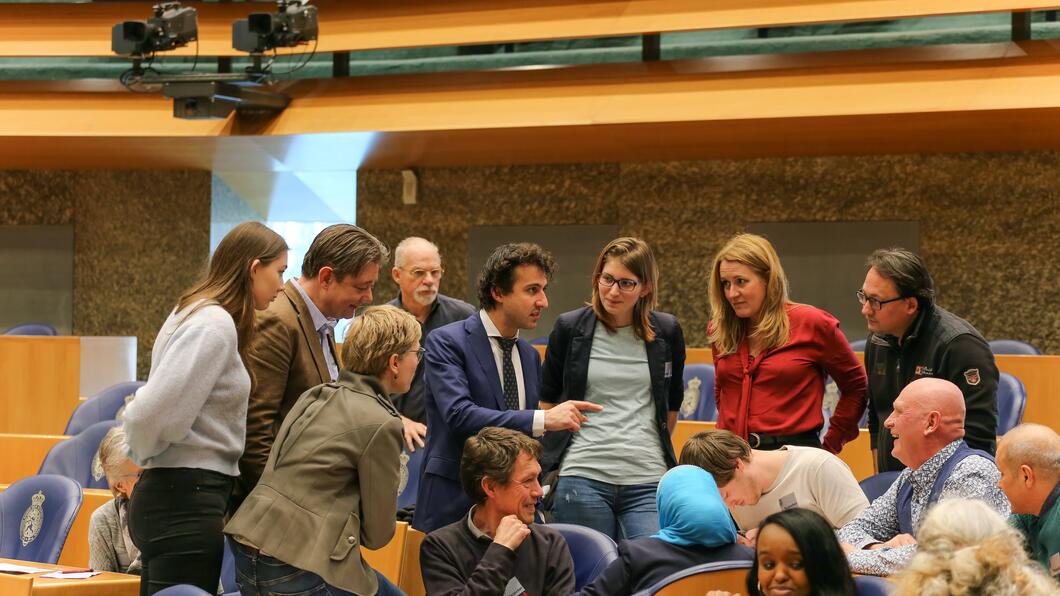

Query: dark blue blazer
left=412, top=313, right=541, bottom=533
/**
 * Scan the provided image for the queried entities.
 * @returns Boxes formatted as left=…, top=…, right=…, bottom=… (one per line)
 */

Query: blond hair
left=895, top=499, right=1059, bottom=596
left=707, top=233, right=791, bottom=356
left=340, top=305, right=421, bottom=377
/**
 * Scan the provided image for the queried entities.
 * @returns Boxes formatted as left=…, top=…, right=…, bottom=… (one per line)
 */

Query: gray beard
left=412, top=290, right=438, bottom=307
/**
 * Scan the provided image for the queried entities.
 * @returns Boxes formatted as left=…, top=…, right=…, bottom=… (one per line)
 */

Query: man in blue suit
left=413, top=243, right=602, bottom=533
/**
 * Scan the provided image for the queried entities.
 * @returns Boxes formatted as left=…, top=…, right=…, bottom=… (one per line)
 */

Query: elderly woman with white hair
left=88, top=426, right=143, bottom=574
left=895, top=499, right=1058, bottom=595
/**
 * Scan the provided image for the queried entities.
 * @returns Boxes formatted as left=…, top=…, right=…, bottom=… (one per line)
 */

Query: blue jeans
left=231, top=539, right=404, bottom=596
left=551, top=476, right=660, bottom=541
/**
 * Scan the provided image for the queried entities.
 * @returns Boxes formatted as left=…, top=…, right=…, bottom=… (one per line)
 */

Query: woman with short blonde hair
left=88, top=427, right=143, bottom=574
left=227, top=305, right=419, bottom=596
left=707, top=233, right=866, bottom=454
left=895, top=499, right=1058, bottom=596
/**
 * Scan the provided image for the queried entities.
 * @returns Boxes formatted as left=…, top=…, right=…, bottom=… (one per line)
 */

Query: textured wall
left=359, top=152, right=1060, bottom=354
left=0, top=171, right=212, bottom=378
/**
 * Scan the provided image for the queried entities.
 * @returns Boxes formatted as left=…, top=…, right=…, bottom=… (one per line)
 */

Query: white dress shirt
left=479, top=310, right=545, bottom=436
left=294, top=279, right=339, bottom=382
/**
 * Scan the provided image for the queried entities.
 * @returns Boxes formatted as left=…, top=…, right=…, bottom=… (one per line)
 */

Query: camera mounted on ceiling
left=233, top=0, right=319, bottom=54
left=111, top=1, right=319, bottom=120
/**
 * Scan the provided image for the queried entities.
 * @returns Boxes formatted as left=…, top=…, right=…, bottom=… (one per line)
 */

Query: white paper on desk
left=0, top=563, right=52, bottom=574
left=40, top=571, right=102, bottom=579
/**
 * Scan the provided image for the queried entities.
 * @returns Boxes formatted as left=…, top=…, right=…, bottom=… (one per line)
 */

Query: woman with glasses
left=708, top=233, right=867, bottom=454
left=225, top=305, right=419, bottom=596
left=540, top=237, right=686, bottom=540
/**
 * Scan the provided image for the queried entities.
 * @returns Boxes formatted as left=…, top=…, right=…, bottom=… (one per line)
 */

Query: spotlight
left=233, top=0, right=318, bottom=54
left=111, top=2, right=198, bottom=57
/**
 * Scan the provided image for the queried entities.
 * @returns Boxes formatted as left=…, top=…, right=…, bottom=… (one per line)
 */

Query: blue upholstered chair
left=64, top=380, right=145, bottom=435
left=529, top=335, right=549, bottom=345
left=997, top=372, right=1027, bottom=436
left=849, top=338, right=867, bottom=352
left=678, top=364, right=716, bottom=421
left=855, top=574, right=895, bottom=595
left=155, top=586, right=213, bottom=596
left=859, top=471, right=902, bottom=503
left=549, top=523, right=619, bottom=591
left=398, top=446, right=425, bottom=510
left=0, top=474, right=82, bottom=564
left=39, top=420, right=121, bottom=490
left=988, top=339, right=1042, bottom=355
left=642, top=560, right=754, bottom=595
left=3, top=322, right=57, bottom=336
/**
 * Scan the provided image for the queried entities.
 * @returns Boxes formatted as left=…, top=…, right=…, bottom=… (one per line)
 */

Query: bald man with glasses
left=858, top=248, right=998, bottom=473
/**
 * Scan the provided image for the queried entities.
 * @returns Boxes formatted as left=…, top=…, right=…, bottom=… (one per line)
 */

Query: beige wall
left=0, top=171, right=212, bottom=378
left=359, top=152, right=1060, bottom=354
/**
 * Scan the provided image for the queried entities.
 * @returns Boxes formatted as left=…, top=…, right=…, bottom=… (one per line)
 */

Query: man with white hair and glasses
left=387, top=237, right=475, bottom=431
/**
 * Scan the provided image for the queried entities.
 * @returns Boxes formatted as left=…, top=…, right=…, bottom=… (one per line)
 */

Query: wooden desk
left=361, top=521, right=408, bottom=584
left=0, top=558, right=138, bottom=595
left=0, top=434, right=67, bottom=485
left=399, top=528, right=427, bottom=596
left=58, top=490, right=113, bottom=568
left=0, top=337, right=80, bottom=435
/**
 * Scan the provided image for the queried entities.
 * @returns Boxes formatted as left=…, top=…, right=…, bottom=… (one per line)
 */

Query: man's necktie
left=496, top=337, right=520, bottom=410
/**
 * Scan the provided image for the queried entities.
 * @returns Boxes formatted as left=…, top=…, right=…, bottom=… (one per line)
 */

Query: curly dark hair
left=476, top=242, right=555, bottom=310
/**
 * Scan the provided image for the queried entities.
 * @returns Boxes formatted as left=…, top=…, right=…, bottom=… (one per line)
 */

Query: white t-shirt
left=732, top=446, right=869, bottom=531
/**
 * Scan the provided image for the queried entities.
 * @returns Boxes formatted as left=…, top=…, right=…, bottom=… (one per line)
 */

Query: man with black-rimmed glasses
left=858, top=248, right=998, bottom=473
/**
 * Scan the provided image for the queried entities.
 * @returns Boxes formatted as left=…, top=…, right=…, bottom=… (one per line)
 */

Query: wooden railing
left=1, top=0, right=1057, bottom=57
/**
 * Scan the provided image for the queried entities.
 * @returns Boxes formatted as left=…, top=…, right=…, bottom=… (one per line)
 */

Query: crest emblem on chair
left=397, top=451, right=410, bottom=496
left=679, top=377, right=701, bottom=418
left=20, top=491, right=46, bottom=546
left=92, top=452, right=105, bottom=481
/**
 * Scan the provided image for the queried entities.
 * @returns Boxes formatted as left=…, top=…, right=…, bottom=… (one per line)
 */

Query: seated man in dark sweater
left=421, top=427, right=575, bottom=596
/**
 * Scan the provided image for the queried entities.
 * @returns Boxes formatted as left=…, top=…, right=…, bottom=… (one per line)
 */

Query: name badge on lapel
left=664, top=361, right=672, bottom=379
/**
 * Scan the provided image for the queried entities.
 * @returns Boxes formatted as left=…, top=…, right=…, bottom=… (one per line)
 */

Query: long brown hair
left=590, top=237, right=659, bottom=342
left=177, top=221, right=288, bottom=376
left=707, top=233, right=790, bottom=356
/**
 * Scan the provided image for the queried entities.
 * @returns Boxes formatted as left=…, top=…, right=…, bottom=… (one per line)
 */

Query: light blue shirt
left=293, top=280, right=339, bottom=382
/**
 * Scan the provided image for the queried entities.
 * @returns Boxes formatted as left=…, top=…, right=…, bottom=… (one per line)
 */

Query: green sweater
left=1011, top=482, right=1060, bottom=578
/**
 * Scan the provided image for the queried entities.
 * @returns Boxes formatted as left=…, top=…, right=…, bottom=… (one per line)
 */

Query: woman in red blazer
left=708, top=233, right=867, bottom=454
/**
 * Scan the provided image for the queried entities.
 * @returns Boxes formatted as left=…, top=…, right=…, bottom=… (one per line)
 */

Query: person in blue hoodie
left=575, top=465, right=753, bottom=596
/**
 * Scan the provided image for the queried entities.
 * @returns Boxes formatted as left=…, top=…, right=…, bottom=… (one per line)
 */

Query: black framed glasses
left=596, top=272, right=640, bottom=293
left=856, top=289, right=906, bottom=311
left=407, top=348, right=426, bottom=363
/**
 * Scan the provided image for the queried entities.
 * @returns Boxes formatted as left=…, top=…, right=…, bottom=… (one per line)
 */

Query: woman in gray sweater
left=123, top=221, right=288, bottom=595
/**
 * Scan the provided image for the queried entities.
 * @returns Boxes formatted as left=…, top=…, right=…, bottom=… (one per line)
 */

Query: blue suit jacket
left=412, top=313, right=541, bottom=533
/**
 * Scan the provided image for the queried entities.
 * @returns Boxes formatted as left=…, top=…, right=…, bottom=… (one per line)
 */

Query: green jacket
left=1011, top=482, right=1060, bottom=578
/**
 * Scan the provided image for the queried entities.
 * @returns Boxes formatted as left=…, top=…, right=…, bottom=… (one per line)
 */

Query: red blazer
left=712, top=303, right=867, bottom=453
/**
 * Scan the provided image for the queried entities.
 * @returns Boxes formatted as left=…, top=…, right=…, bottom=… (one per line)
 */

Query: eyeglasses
left=407, top=348, right=426, bottom=363
left=596, top=272, right=640, bottom=293
left=402, top=267, right=444, bottom=280
left=856, top=289, right=907, bottom=311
